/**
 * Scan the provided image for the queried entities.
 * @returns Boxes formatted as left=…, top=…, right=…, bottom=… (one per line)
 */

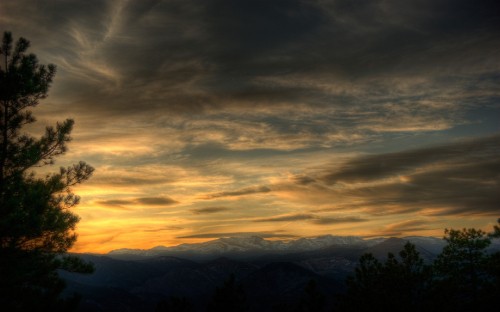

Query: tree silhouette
left=486, top=218, right=500, bottom=296
left=431, top=227, right=496, bottom=311
left=490, top=218, right=500, bottom=238
left=0, top=32, right=94, bottom=311
left=207, top=274, right=247, bottom=312
left=339, top=242, right=430, bottom=311
left=339, top=222, right=500, bottom=312
left=295, top=279, right=325, bottom=312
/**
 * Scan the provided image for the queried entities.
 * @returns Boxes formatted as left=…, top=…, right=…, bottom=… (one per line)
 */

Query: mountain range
left=62, top=235, right=500, bottom=311
left=106, top=235, right=445, bottom=261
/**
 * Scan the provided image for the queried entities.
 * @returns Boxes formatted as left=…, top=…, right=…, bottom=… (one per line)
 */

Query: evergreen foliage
left=207, top=274, right=248, bottom=312
left=295, top=279, right=325, bottom=312
left=339, top=242, right=430, bottom=311
left=0, top=31, right=94, bottom=311
left=340, top=221, right=500, bottom=311
left=431, top=227, right=495, bottom=311
left=491, top=218, right=500, bottom=238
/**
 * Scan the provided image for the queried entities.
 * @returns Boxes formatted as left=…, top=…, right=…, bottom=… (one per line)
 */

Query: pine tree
left=339, top=243, right=430, bottom=312
left=295, top=279, right=326, bottom=312
left=487, top=218, right=500, bottom=294
left=207, top=274, right=247, bottom=312
left=0, top=31, right=94, bottom=311
left=491, top=218, right=500, bottom=238
left=431, top=227, right=494, bottom=311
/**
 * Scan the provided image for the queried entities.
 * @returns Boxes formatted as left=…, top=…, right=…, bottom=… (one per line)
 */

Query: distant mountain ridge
left=107, top=235, right=446, bottom=260
left=65, top=236, right=500, bottom=311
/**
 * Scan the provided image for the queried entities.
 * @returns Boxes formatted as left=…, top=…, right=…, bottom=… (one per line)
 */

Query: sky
left=1, top=0, right=499, bottom=253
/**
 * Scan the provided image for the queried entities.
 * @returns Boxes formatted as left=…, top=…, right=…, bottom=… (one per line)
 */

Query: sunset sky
left=1, top=0, right=499, bottom=253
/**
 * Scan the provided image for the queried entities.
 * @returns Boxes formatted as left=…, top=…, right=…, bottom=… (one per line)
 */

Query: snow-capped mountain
left=108, top=235, right=368, bottom=259
left=168, top=236, right=288, bottom=253
left=287, top=235, right=365, bottom=251
left=108, top=234, right=484, bottom=261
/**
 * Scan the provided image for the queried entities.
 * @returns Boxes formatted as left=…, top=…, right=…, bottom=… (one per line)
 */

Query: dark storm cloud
left=322, top=135, right=500, bottom=183
left=321, top=0, right=500, bottom=77
left=191, top=207, right=230, bottom=214
left=202, top=185, right=271, bottom=199
left=2, top=0, right=498, bottom=118
left=199, top=0, right=500, bottom=92
left=1, top=1, right=498, bottom=161
left=204, top=0, right=327, bottom=67
left=177, top=232, right=297, bottom=239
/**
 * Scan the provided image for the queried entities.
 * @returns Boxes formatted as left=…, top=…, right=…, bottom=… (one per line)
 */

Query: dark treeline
left=155, top=275, right=328, bottom=312
left=337, top=221, right=500, bottom=312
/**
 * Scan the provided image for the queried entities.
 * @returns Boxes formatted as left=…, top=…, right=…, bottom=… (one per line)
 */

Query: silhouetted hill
left=63, top=281, right=148, bottom=312
left=242, top=262, right=341, bottom=311
left=244, top=262, right=323, bottom=297
left=60, top=254, right=196, bottom=289
left=61, top=255, right=340, bottom=311
left=132, top=257, right=259, bottom=308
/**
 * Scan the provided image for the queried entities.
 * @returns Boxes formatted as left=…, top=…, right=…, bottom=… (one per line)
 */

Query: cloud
left=377, top=220, right=434, bottom=237
left=201, top=185, right=271, bottom=199
left=96, top=196, right=178, bottom=208
left=136, top=197, right=178, bottom=205
left=351, top=158, right=500, bottom=216
left=177, top=231, right=297, bottom=239
left=254, top=213, right=315, bottom=222
left=280, top=135, right=500, bottom=217
left=311, top=216, right=367, bottom=225
left=2, top=0, right=499, bottom=251
left=2, top=0, right=498, bottom=131
left=143, top=226, right=184, bottom=232
left=254, top=213, right=367, bottom=225
left=321, top=135, right=500, bottom=184
left=191, top=207, right=231, bottom=214
left=205, top=0, right=326, bottom=57
left=98, top=233, right=122, bottom=245
left=90, top=176, right=169, bottom=187
left=98, top=199, right=131, bottom=206
left=291, top=174, right=316, bottom=185
left=95, top=199, right=133, bottom=211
